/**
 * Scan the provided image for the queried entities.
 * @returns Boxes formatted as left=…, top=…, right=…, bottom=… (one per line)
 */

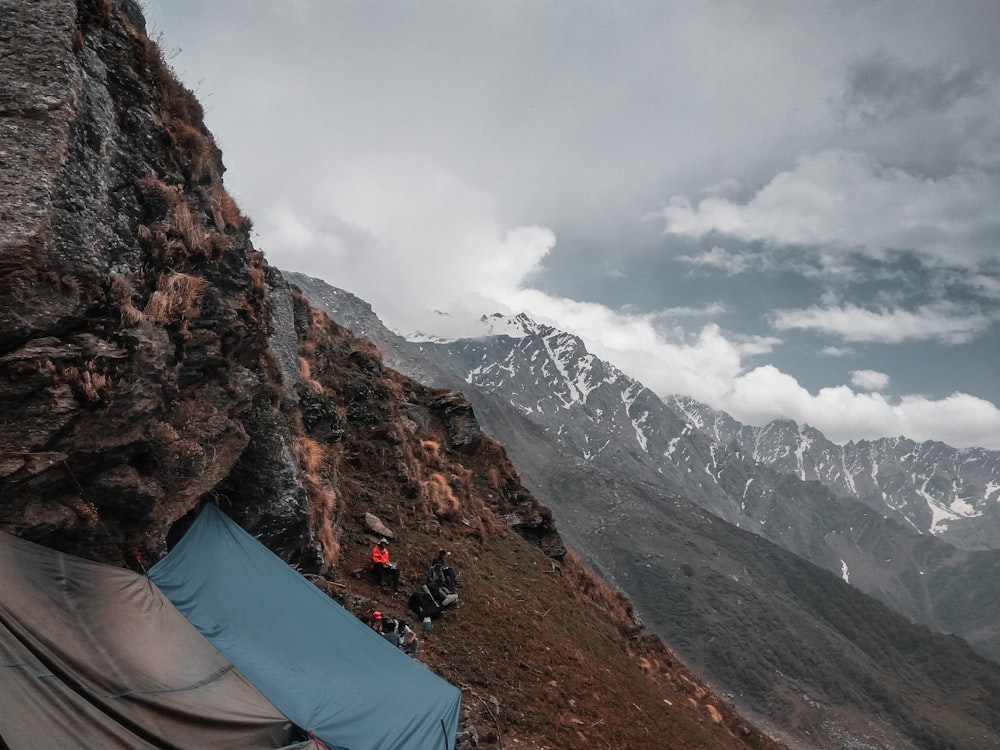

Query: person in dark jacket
left=427, top=549, right=458, bottom=589
left=381, top=617, right=401, bottom=646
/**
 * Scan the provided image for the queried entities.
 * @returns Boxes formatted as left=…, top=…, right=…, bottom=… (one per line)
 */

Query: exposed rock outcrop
left=0, top=0, right=296, bottom=561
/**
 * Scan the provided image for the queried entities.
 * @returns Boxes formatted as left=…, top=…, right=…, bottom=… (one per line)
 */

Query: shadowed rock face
left=0, top=0, right=292, bottom=562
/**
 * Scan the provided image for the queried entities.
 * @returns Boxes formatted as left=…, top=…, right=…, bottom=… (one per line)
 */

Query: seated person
left=427, top=549, right=458, bottom=589
left=370, top=538, right=400, bottom=588
left=381, top=617, right=401, bottom=646
left=398, top=621, right=419, bottom=657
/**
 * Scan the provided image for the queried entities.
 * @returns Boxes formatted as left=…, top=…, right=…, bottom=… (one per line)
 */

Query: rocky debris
left=501, top=507, right=567, bottom=560
left=454, top=726, right=479, bottom=749
left=364, top=512, right=395, bottom=540
left=432, top=392, right=482, bottom=453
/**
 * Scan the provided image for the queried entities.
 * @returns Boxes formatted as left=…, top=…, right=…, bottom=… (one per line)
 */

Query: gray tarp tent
left=150, top=504, right=462, bottom=750
left=0, top=527, right=313, bottom=749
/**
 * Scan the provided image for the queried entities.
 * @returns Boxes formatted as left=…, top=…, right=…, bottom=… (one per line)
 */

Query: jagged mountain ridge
left=670, top=395, right=1000, bottom=549
left=455, top=312, right=1000, bottom=552
left=411, top=312, right=1000, bottom=656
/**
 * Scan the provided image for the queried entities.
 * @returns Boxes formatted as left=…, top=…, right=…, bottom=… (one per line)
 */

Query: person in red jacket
left=370, top=538, right=400, bottom=588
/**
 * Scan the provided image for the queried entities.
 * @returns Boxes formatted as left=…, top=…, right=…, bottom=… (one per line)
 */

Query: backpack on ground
left=424, top=583, right=458, bottom=608
left=408, top=590, right=443, bottom=619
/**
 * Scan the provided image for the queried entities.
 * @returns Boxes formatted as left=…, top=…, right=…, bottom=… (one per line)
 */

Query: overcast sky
left=143, top=0, right=1000, bottom=450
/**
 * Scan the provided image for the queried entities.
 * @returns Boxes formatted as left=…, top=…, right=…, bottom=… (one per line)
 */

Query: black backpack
left=408, top=590, right=443, bottom=619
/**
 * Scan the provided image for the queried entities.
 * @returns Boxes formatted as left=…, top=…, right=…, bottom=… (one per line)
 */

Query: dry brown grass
left=167, top=120, right=217, bottom=183
left=298, top=357, right=324, bottom=391
left=108, top=273, right=145, bottom=325
left=421, top=471, right=461, bottom=519
left=417, top=439, right=445, bottom=470
left=305, top=477, right=341, bottom=570
left=561, top=549, right=633, bottom=619
left=61, top=364, right=111, bottom=406
left=247, top=252, right=267, bottom=298
left=310, top=309, right=327, bottom=328
left=292, top=436, right=325, bottom=475
left=202, top=184, right=243, bottom=231
left=169, top=199, right=208, bottom=255
left=137, top=178, right=231, bottom=262
left=143, top=272, right=207, bottom=326
left=353, top=338, right=383, bottom=363
left=139, top=174, right=184, bottom=213
left=293, top=435, right=344, bottom=571
left=151, top=419, right=209, bottom=479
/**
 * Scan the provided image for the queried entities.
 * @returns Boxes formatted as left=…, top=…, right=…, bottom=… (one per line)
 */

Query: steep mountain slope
left=0, top=3, right=788, bottom=748
left=284, top=274, right=1000, bottom=666
left=285, top=273, right=1000, bottom=749
left=282, top=290, right=786, bottom=749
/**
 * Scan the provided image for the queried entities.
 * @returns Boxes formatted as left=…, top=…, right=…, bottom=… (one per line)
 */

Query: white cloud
left=141, top=0, right=1000, bottom=451
left=258, top=153, right=555, bottom=337
left=851, top=370, right=890, bottom=391
left=676, top=246, right=769, bottom=275
left=662, top=150, right=1000, bottom=266
left=661, top=302, right=727, bottom=318
left=718, top=367, right=1000, bottom=450
left=771, top=300, right=996, bottom=344
left=260, top=159, right=1000, bottom=451
left=820, top=345, right=854, bottom=357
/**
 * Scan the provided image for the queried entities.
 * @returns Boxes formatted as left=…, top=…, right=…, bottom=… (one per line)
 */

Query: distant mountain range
left=669, top=396, right=1000, bottom=549
left=285, top=271, right=1000, bottom=670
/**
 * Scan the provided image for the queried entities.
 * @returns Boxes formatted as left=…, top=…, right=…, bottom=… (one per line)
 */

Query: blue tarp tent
left=149, top=504, right=462, bottom=750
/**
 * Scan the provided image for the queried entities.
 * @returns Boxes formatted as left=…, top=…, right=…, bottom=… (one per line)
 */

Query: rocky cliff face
left=1, top=0, right=288, bottom=561
left=0, top=0, right=568, bottom=572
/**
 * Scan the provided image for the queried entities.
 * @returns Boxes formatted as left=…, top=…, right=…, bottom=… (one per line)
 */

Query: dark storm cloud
left=842, top=52, right=987, bottom=123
